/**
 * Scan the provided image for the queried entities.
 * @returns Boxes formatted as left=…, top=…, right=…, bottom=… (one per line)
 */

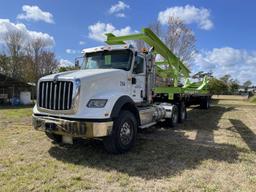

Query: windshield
left=82, top=50, right=133, bottom=71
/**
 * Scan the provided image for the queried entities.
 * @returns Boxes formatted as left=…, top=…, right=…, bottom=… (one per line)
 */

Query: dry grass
left=0, top=99, right=256, bottom=192
left=249, top=96, right=256, bottom=103
left=212, top=95, right=249, bottom=100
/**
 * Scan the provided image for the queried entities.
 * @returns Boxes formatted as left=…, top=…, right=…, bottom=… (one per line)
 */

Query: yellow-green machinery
left=105, top=28, right=210, bottom=103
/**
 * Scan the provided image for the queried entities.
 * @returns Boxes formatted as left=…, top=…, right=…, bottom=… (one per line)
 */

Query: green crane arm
left=105, top=28, right=190, bottom=79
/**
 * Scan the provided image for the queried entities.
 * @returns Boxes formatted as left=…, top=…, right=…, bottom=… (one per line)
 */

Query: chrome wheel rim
left=120, top=121, right=133, bottom=145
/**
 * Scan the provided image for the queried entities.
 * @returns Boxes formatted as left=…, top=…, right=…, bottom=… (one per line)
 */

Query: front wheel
left=103, top=110, right=137, bottom=154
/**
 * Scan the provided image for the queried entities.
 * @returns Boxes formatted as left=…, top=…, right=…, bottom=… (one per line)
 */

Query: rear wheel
left=200, top=97, right=210, bottom=109
left=45, top=132, right=62, bottom=143
left=165, top=104, right=179, bottom=127
left=103, top=110, right=137, bottom=154
left=178, top=102, right=187, bottom=123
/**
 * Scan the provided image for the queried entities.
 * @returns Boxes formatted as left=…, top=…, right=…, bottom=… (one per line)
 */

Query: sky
left=0, top=0, right=256, bottom=84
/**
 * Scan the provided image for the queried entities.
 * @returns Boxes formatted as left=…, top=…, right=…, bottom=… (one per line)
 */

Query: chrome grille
left=38, top=81, right=73, bottom=110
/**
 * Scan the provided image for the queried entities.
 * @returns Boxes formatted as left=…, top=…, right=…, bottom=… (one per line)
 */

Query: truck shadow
left=48, top=105, right=243, bottom=179
left=229, top=119, right=256, bottom=152
left=182, top=105, right=234, bottom=144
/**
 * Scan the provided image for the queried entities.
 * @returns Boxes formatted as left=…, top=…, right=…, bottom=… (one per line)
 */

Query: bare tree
left=134, top=17, right=195, bottom=68
left=4, top=31, right=24, bottom=57
left=165, top=17, right=196, bottom=65
left=148, top=18, right=196, bottom=86
left=23, top=38, right=58, bottom=83
left=28, top=38, right=47, bottom=82
left=134, top=21, right=162, bottom=50
left=38, top=51, right=59, bottom=77
left=31, top=38, right=47, bottom=66
left=4, top=30, right=24, bottom=79
left=1, top=31, right=59, bottom=83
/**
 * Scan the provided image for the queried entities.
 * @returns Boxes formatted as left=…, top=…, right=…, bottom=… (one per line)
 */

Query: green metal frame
left=105, top=28, right=209, bottom=100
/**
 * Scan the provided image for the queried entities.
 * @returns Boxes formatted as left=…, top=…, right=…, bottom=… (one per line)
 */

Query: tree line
left=0, top=31, right=59, bottom=84
left=193, top=72, right=253, bottom=95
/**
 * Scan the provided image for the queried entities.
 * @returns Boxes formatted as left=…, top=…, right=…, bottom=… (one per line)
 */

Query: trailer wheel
left=103, top=110, right=137, bottom=154
left=200, top=97, right=210, bottom=109
left=45, top=132, right=62, bottom=143
left=178, top=102, right=187, bottom=123
left=166, top=105, right=179, bottom=127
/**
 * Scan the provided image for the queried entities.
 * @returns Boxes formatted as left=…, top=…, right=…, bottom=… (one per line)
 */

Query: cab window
left=133, top=56, right=144, bottom=74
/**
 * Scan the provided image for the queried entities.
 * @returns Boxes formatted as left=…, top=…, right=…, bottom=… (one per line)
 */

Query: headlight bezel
left=87, top=99, right=108, bottom=108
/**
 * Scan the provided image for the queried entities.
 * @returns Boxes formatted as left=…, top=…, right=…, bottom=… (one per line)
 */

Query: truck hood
left=40, top=69, right=128, bottom=81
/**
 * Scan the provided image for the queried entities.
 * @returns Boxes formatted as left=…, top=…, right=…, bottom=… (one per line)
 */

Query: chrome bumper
left=32, top=115, right=113, bottom=138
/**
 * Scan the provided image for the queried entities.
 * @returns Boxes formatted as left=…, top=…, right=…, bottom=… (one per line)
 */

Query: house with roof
left=0, top=73, right=36, bottom=105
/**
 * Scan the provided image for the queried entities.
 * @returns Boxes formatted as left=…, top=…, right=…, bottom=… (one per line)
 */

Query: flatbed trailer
left=153, top=77, right=211, bottom=109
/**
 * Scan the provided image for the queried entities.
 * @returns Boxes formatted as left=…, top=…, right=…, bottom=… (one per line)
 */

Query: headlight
left=87, top=99, right=107, bottom=108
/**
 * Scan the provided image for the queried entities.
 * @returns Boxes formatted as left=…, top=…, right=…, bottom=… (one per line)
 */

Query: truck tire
left=103, top=110, right=137, bottom=154
left=178, top=102, right=187, bottom=123
left=200, top=96, right=210, bottom=109
left=165, top=105, right=179, bottom=127
left=45, top=132, right=62, bottom=143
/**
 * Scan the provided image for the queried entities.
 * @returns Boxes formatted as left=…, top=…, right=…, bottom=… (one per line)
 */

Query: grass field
left=0, top=97, right=256, bottom=192
left=249, top=96, right=256, bottom=103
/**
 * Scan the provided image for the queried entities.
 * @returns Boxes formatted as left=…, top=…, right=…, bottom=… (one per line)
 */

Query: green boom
left=105, top=28, right=209, bottom=99
left=105, top=28, right=190, bottom=87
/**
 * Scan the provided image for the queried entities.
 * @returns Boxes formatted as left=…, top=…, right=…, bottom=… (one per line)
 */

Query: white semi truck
left=32, top=28, right=210, bottom=153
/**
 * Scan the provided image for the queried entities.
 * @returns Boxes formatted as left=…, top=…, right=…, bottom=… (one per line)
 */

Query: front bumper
left=32, top=115, right=113, bottom=138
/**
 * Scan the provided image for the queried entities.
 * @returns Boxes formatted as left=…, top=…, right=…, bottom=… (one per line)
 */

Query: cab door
left=131, top=54, right=146, bottom=103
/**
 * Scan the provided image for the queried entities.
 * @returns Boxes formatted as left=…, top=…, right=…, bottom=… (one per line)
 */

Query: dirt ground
left=0, top=97, right=256, bottom=192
